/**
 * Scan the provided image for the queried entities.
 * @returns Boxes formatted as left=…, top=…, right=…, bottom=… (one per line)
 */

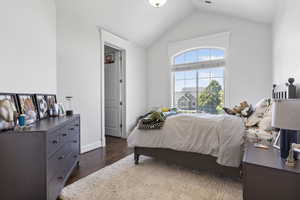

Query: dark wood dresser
left=243, top=143, right=300, bottom=200
left=0, top=115, right=80, bottom=200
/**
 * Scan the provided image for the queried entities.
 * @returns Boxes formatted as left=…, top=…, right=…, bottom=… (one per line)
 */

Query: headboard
left=272, top=78, right=296, bottom=100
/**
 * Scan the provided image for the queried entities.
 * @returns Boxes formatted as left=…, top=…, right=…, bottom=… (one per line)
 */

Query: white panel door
left=105, top=52, right=122, bottom=137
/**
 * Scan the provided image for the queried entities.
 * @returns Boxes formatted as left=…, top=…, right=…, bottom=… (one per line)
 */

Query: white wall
left=273, top=1, right=300, bottom=94
left=0, top=0, right=56, bottom=93
left=147, top=12, right=273, bottom=108
left=56, top=3, right=147, bottom=153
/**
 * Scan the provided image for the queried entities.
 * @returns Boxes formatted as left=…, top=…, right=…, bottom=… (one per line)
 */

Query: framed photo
left=17, top=94, right=38, bottom=125
left=34, top=94, right=49, bottom=119
left=0, top=93, right=18, bottom=131
left=45, top=94, right=57, bottom=116
left=105, top=54, right=114, bottom=64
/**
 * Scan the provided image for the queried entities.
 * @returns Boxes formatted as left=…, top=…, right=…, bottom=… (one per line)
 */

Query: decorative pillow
left=258, top=115, right=272, bottom=132
left=245, top=98, right=271, bottom=127
left=255, top=98, right=270, bottom=108
left=258, top=102, right=273, bottom=131
left=149, top=111, right=166, bottom=122
left=245, top=113, right=261, bottom=127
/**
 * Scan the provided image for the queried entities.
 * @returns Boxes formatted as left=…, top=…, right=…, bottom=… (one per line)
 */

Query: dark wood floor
left=66, top=136, right=133, bottom=185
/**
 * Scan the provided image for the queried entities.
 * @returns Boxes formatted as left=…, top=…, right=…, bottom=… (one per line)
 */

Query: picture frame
left=45, top=94, right=57, bottom=117
left=0, top=93, right=19, bottom=131
left=34, top=94, right=49, bottom=119
left=105, top=54, right=114, bottom=64
left=16, top=94, right=38, bottom=125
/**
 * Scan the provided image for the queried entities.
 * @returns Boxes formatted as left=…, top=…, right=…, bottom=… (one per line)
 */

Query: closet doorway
left=104, top=45, right=125, bottom=138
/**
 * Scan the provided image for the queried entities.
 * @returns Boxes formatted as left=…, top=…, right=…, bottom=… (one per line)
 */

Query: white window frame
left=171, top=48, right=226, bottom=112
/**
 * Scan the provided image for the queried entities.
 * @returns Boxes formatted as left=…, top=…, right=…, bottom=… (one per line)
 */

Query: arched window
left=174, top=48, right=225, bottom=65
left=172, top=48, right=225, bottom=114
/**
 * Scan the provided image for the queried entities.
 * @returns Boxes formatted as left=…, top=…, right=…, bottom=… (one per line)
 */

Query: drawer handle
left=74, top=155, right=78, bottom=158
left=62, top=133, right=67, bottom=137
left=58, top=176, right=64, bottom=180
left=75, top=124, right=79, bottom=127
left=69, top=128, right=75, bottom=131
left=73, top=140, right=78, bottom=143
left=52, top=140, right=58, bottom=144
left=58, top=155, right=65, bottom=160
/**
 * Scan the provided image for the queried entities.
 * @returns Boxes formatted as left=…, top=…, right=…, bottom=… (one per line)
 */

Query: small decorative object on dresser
left=65, top=96, right=74, bottom=116
left=58, top=103, right=66, bottom=116
left=16, top=94, right=38, bottom=124
left=0, top=93, right=18, bottom=131
left=272, top=99, right=300, bottom=166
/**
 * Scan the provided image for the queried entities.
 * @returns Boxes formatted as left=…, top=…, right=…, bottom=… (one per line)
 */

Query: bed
left=128, top=79, right=296, bottom=177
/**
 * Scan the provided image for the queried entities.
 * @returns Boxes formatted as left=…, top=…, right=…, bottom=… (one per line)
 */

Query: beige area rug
left=60, top=155, right=242, bottom=200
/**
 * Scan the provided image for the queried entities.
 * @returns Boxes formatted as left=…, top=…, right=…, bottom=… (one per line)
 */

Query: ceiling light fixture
left=148, top=0, right=167, bottom=8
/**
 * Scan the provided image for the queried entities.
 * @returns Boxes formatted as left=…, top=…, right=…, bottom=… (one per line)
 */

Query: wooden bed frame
left=272, top=78, right=296, bottom=99
left=134, top=78, right=297, bottom=178
left=134, top=147, right=241, bottom=177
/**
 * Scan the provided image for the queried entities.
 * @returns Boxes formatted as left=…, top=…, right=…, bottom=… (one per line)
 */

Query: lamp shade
left=272, top=99, right=300, bottom=130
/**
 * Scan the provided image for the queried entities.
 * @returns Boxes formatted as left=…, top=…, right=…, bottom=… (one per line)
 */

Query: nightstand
left=243, top=143, right=300, bottom=200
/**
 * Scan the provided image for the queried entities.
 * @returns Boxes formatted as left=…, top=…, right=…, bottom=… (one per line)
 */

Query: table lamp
left=272, top=99, right=300, bottom=167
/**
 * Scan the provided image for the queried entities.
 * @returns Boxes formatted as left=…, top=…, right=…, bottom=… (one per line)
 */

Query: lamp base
left=286, top=159, right=296, bottom=167
left=280, top=129, right=298, bottom=159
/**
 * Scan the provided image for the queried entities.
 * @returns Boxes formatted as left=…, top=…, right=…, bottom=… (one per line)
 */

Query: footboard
left=134, top=147, right=241, bottom=178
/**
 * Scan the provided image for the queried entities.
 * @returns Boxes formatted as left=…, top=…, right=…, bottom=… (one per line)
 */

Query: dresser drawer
left=61, top=124, right=79, bottom=143
left=48, top=168, right=66, bottom=200
left=47, top=129, right=62, bottom=157
left=47, top=143, right=72, bottom=183
left=47, top=151, right=79, bottom=200
left=70, top=138, right=80, bottom=162
left=64, top=151, right=79, bottom=173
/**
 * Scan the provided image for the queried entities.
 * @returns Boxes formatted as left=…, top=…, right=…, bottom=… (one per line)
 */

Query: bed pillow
left=255, top=98, right=271, bottom=116
left=258, top=116, right=272, bottom=132
left=255, top=98, right=270, bottom=108
left=245, top=113, right=261, bottom=127
left=258, top=103, right=273, bottom=131
left=245, top=98, right=271, bottom=127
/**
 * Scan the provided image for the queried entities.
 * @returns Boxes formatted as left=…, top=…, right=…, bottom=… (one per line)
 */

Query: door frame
left=104, top=44, right=126, bottom=138
left=100, top=29, right=127, bottom=147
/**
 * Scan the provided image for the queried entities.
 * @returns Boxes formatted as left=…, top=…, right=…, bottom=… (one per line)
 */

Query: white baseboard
left=81, top=140, right=103, bottom=154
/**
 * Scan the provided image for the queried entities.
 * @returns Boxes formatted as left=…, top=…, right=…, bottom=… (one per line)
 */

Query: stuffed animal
left=224, top=101, right=253, bottom=118
left=241, top=105, right=254, bottom=117
left=233, top=101, right=249, bottom=113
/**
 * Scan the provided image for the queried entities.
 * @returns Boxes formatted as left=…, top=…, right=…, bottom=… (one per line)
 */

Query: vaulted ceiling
left=191, top=0, right=275, bottom=24
left=56, top=0, right=276, bottom=47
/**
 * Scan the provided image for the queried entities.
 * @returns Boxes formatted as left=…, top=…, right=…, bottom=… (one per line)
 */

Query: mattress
left=127, top=113, right=246, bottom=167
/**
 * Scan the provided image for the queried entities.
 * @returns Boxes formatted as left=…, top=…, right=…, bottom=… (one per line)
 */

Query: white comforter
left=127, top=113, right=246, bottom=167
